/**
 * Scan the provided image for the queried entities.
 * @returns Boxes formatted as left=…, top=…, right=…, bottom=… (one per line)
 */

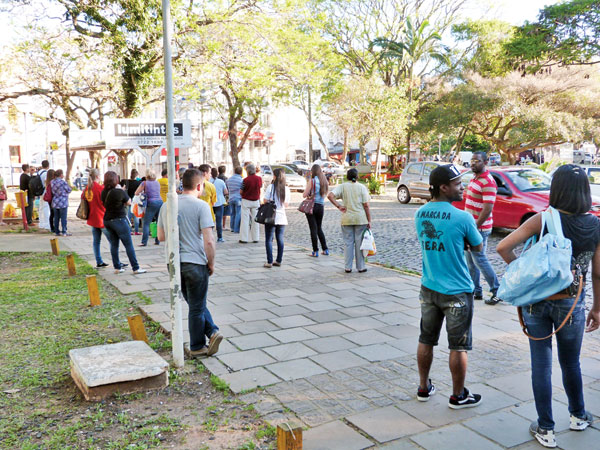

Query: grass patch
left=0, top=252, right=177, bottom=449
left=210, top=374, right=230, bottom=392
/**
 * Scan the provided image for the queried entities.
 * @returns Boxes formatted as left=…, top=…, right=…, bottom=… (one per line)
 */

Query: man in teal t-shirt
left=414, top=164, right=484, bottom=410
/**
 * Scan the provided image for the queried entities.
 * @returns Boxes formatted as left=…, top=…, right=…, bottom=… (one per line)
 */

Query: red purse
left=298, top=180, right=315, bottom=214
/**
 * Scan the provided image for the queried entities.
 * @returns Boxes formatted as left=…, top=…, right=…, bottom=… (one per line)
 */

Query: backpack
left=29, top=170, right=46, bottom=196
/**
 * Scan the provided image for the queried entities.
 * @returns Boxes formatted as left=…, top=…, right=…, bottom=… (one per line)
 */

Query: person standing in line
left=50, top=169, right=72, bottom=236
left=464, top=152, right=501, bottom=305
left=327, top=168, right=371, bottom=273
left=239, top=164, right=262, bottom=243
left=0, top=173, right=7, bottom=226
left=74, top=166, right=83, bottom=190
left=83, top=169, right=109, bottom=268
left=135, top=169, right=163, bottom=246
left=226, top=166, right=243, bottom=234
left=210, top=167, right=228, bottom=242
left=19, top=164, right=34, bottom=225
left=125, top=169, right=141, bottom=235
left=38, top=160, right=51, bottom=230
left=198, top=164, right=217, bottom=223
left=497, top=165, right=599, bottom=448
left=101, top=171, right=146, bottom=274
left=263, top=168, right=291, bottom=268
left=414, top=164, right=483, bottom=409
left=157, top=168, right=222, bottom=358
left=44, top=170, right=56, bottom=234
left=303, top=164, right=329, bottom=257
left=158, top=168, right=169, bottom=202
left=218, top=165, right=230, bottom=231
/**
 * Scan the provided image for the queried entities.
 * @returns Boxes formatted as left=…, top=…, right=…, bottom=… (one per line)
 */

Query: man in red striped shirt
left=464, top=152, right=500, bottom=305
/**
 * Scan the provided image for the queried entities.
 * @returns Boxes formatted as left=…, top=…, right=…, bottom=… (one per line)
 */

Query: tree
left=416, top=68, right=600, bottom=162
left=1, top=31, right=115, bottom=181
left=506, top=0, right=600, bottom=72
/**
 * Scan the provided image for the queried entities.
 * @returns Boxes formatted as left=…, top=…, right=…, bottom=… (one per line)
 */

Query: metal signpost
left=161, top=0, right=184, bottom=368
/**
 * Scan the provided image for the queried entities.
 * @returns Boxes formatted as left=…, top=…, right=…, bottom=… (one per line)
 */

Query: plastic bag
left=4, top=203, right=17, bottom=218
left=360, top=228, right=377, bottom=257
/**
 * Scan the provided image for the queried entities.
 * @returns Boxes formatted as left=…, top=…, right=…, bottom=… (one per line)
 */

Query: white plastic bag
left=360, top=229, right=376, bottom=257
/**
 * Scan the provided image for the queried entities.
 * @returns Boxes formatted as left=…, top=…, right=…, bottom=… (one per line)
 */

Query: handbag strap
left=517, top=275, right=583, bottom=341
left=544, top=207, right=565, bottom=239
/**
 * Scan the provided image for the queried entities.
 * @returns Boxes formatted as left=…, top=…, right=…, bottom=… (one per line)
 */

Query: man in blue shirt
left=414, top=164, right=484, bottom=409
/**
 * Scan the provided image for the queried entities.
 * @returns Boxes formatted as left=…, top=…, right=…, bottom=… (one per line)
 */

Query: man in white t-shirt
left=157, top=168, right=222, bottom=358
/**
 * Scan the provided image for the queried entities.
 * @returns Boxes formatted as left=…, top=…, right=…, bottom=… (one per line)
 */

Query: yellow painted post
left=50, top=238, right=59, bottom=256
left=277, top=423, right=303, bottom=450
left=86, top=275, right=101, bottom=306
left=66, top=254, right=76, bottom=276
left=127, top=315, right=149, bottom=343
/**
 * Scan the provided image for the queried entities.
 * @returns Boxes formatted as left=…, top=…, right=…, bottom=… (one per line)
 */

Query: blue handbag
left=497, top=207, right=573, bottom=307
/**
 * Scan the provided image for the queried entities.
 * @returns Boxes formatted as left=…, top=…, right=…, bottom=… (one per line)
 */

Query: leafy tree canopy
left=505, top=0, right=600, bottom=72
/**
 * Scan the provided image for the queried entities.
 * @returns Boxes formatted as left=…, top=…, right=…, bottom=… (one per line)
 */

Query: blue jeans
left=214, top=205, right=224, bottom=239
left=91, top=227, right=109, bottom=265
left=142, top=200, right=163, bottom=245
left=128, top=208, right=139, bottom=233
left=523, top=296, right=586, bottom=430
left=103, top=217, right=140, bottom=271
left=180, top=263, right=218, bottom=350
left=265, top=224, right=285, bottom=264
left=465, top=230, right=499, bottom=296
left=229, top=199, right=241, bottom=233
left=53, top=207, right=68, bottom=234
left=341, top=224, right=367, bottom=271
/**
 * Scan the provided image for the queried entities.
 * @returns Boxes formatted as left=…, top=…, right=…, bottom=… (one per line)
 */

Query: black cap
left=429, top=164, right=462, bottom=189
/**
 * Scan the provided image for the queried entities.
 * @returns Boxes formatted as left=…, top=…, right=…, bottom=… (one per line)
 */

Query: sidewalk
left=4, top=217, right=600, bottom=449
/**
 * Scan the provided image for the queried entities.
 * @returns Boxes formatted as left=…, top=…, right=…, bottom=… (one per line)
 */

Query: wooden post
left=277, top=423, right=302, bottom=450
left=66, top=254, right=76, bottom=276
left=86, top=275, right=101, bottom=306
left=50, top=238, right=59, bottom=256
left=16, top=191, right=28, bottom=231
left=127, top=315, right=149, bottom=343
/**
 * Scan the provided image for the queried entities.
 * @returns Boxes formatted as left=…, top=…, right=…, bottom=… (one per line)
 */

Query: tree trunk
left=375, top=138, right=382, bottom=177
left=311, top=122, right=329, bottom=160
left=228, top=123, right=240, bottom=169
left=342, top=129, right=349, bottom=165
left=359, top=135, right=368, bottom=164
left=64, top=128, right=75, bottom=186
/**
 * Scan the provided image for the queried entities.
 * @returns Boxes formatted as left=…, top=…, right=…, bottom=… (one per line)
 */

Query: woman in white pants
left=239, top=164, right=263, bottom=243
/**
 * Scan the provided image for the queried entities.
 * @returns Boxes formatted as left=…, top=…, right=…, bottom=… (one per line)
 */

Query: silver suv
left=396, top=161, right=459, bottom=203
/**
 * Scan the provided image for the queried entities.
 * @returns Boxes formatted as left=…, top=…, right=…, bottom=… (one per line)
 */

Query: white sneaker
left=133, top=268, right=147, bottom=274
left=570, top=412, right=593, bottom=431
left=529, top=422, right=556, bottom=448
left=115, top=268, right=125, bottom=274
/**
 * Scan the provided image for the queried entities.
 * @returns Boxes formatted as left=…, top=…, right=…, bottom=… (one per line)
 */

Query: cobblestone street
left=284, top=188, right=510, bottom=277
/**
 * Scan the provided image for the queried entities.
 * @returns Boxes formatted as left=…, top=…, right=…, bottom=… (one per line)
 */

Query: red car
left=453, top=166, right=600, bottom=229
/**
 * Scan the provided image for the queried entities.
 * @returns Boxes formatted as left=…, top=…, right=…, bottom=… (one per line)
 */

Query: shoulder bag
left=76, top=185, right=90, bottom=220
left=255, top=186, right=276, bottom=225
left=298, top=179, right=316, bottom=214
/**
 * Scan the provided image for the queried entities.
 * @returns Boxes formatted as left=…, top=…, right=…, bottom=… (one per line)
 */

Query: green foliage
left=0, top=252, right=179, bottom=449
left=366, top=175, right=383, bottom=195
left=452, top=19, right=514, bottom=77
left=210, top=375, right=230, bottom=392
left=462, top=134, right=491, bottom=152
left=505, top=0, right=600, bottom=72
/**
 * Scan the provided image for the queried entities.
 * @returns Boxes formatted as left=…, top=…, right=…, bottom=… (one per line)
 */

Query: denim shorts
left=419, top=285, right=474, bottom=351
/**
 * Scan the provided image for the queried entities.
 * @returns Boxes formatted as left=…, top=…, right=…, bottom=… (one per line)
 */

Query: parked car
left=260, top=164, right=306, bottom=191
left=574, top=166, right=600, bottom=197
left=396, top=161, right=462, bottom=203
left=284, top=162, right=309, bottom=177
left=573, top=150, right=594, bottom=165
left=453, top=166, right=600, bottom=229
left=320, top=161, right=346, bottom=177
left=289, top=160, right=311, bottom=172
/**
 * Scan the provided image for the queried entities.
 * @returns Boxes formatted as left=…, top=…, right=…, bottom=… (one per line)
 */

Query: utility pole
left=161, top=0, right=184, bottom=368
left=307, top=87, right=313, bottom=162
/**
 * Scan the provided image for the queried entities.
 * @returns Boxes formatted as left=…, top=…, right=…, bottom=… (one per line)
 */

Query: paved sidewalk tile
left=270, top=315, right=317, bottom=328
left=558, top=426, right=600, bottom=449
left=266, top=358, right=327, bottom=381
left=344, top=329, right=391, bottom=346
left=263, top=342, right=317, bottom=361
left=310, top=350, right=368, bottom=372
left=304, top=336, right=355, bottom=353
left=217, top=349, right=276, bottom=371
left=305, top=322, right=354, bottom=337
left=339, top=317, right=386, bottom=331
left=350, top=344, right=407, bottom=362
left=229, top=333, right=280, bottom=350
left=303, top=420, right=373, bottom=450
left=462, top=411, right=532, bottom=447
left=268, top=327, right=319, bottom=343
left=346, top=406, right=428, bottom=443
left=220, top=367, right=282, bottom=394
left=411, top=424, right=502, bottom=450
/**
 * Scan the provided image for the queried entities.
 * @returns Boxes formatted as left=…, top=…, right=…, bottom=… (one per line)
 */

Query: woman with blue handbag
left=497, top=165, right=600, bottom=448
